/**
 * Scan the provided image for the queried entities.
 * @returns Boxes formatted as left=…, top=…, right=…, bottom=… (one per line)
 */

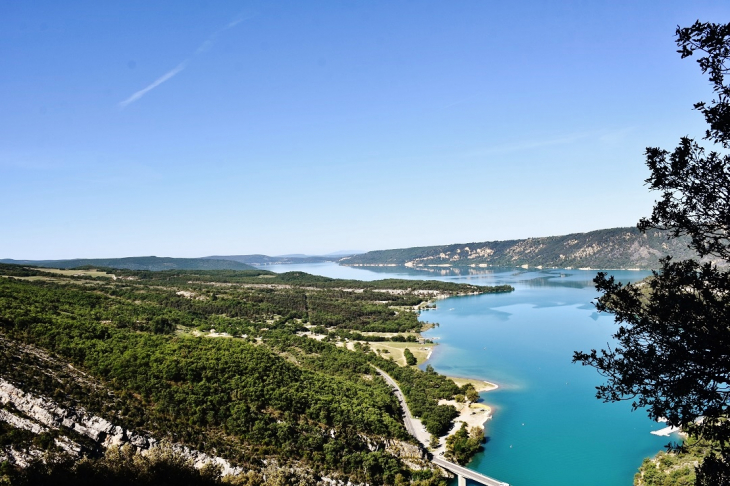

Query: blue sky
left=2, top=1, right=729, bottom=259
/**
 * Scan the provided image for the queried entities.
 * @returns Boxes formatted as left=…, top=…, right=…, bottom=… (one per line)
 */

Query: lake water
left=261, top=263, right=679, bottom=485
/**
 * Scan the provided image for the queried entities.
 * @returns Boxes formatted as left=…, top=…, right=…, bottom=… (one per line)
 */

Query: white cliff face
left=0, top=378, right=243, bottom=476
left=0, top=446, right=44, bottom=468
left=384, top=439, right=430, bottom=472
left=0, top=377, right=145, bottom=448
left=0, top=408, right=48, bottom=435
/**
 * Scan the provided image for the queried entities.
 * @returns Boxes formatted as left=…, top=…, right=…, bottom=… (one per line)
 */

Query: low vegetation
left=635, top=437, right=725, bottom=486
left=444, top=424, right=484, bottom=465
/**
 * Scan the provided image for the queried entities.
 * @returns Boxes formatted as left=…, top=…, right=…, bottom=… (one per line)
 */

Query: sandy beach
left=430, top=377, right=498, bottom=455
left=447, top=376, right=499, bottom=393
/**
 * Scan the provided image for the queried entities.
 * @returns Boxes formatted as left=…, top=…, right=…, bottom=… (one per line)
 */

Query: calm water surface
left=263, top=263, right=679, bottom=485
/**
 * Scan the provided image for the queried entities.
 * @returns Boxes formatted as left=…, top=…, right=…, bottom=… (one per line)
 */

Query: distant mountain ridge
left=0, top=256, right=256, bottom=271
left=339, top=227, right=720, bottom=270
left=206, top=251, right=363, bottom=265
left=205, top=254, right=334, bottom=265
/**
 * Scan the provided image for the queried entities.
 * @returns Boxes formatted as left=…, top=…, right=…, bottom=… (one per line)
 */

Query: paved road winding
left=375, top=367, right=431, bottom=445
left=374, top=367, right=509, bottom=486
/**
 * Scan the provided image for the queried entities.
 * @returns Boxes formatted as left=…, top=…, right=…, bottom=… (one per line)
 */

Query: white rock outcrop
left=0, top=378, right=242, bottom=476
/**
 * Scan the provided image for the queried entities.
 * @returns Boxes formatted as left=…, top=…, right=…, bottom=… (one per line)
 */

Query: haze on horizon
left=3, top=1, right=730, bottom=260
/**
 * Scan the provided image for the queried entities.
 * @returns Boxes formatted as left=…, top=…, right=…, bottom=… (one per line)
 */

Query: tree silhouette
left=574, top=21, right=730, bottom=486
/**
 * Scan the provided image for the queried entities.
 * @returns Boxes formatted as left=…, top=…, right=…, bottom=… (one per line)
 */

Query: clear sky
left=2, top=1, right=729, bottom=259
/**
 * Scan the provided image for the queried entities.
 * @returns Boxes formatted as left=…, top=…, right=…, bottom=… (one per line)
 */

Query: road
left=374, top=367, right=431, bottom=445
left=374, top=367, right=509, bottom=486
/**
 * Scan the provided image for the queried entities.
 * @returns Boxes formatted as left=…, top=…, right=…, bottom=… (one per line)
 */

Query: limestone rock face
left=0, top=378, right=242, bottom=476
left=384, top=439, right=431, bottom=471
left=342, top=227, right=719, bottom=270
left=0, top=408, right=48, bottom=435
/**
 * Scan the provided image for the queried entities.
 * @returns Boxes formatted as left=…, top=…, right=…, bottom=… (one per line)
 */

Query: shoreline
left=445, top=375, right=499, bottom=393
left=432, top=379, right=498, bottom=456
left=342, top=263, right=651, bottom=271
left=417, top=296, right=500, bottom=456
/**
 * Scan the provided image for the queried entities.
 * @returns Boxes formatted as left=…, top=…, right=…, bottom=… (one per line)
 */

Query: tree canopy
left=0, top=264, right=499, bottom=483
left=574, top=21, right=730, bottom=486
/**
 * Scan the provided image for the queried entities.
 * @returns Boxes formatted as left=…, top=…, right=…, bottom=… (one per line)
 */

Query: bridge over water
left=375, top=368, right=510, bottom=486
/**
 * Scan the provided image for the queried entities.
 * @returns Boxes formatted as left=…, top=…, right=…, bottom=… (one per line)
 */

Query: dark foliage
left=574, top=20, right=730, bottom=486
left=444, top=423, right=483, bottom=465
left=5, top=445, right=221, bottom=486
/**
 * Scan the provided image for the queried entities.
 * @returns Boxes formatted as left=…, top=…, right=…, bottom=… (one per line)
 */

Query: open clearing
left=36, top=268, right=111, bottom=278
left=369, top=341, right=435, bottom=366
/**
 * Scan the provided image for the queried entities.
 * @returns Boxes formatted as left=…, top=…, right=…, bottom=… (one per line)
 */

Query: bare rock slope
left=342, top=227, right=721, bottom=270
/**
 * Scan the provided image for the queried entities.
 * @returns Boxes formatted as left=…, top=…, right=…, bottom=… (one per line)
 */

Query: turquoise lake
left=263, top=263, right=680, bottom=485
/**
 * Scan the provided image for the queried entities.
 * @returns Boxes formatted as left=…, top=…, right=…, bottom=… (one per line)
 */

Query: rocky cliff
left=341, top=227, right=722, bottom=270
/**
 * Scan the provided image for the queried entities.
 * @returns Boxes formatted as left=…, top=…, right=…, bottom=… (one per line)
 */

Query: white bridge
left=375, top=368, right=509, bottom=486
left=432, top=456, right=509, bottom=486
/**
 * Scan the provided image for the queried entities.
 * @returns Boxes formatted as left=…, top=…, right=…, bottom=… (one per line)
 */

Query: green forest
left=0, top=263, right=512, bottom=484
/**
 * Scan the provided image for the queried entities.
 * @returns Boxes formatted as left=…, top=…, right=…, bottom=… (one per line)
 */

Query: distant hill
left=324, top=250, right=365, bottom=257
left=206, top=252, right=363, bottom=265
left=0, top=256, right=257, bottom=271
left=205, top=254, right=333, bottom=265
left=339, top=227, right=722, bottom=270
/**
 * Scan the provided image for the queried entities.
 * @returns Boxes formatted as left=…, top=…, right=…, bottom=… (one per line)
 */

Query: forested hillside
left=0, top=264, right=511, bottom=484
left=341, top=227, right=716, bottom=270
left=0, top=257, right=257, bottom=272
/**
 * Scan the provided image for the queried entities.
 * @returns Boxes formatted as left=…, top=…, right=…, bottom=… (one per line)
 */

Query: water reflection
left=332, top=264, right=648, bottom=290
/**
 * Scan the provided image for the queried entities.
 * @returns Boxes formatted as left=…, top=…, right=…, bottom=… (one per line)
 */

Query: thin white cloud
left=598, top=126, right=636, bottom=145
left=195, top=15, right=248, bottom=54
left=195, top=40, right=214, bottom=54
left=119, top=15, right=250, bottom=109
left=227, top=18, right=244, bottom=29
left=458, top=127, right=636, bottom=158
left=119, top=61, right=188, bottom=108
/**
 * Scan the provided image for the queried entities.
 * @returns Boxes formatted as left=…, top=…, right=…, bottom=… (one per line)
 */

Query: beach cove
left=264, top=263, right=682, bottom=485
